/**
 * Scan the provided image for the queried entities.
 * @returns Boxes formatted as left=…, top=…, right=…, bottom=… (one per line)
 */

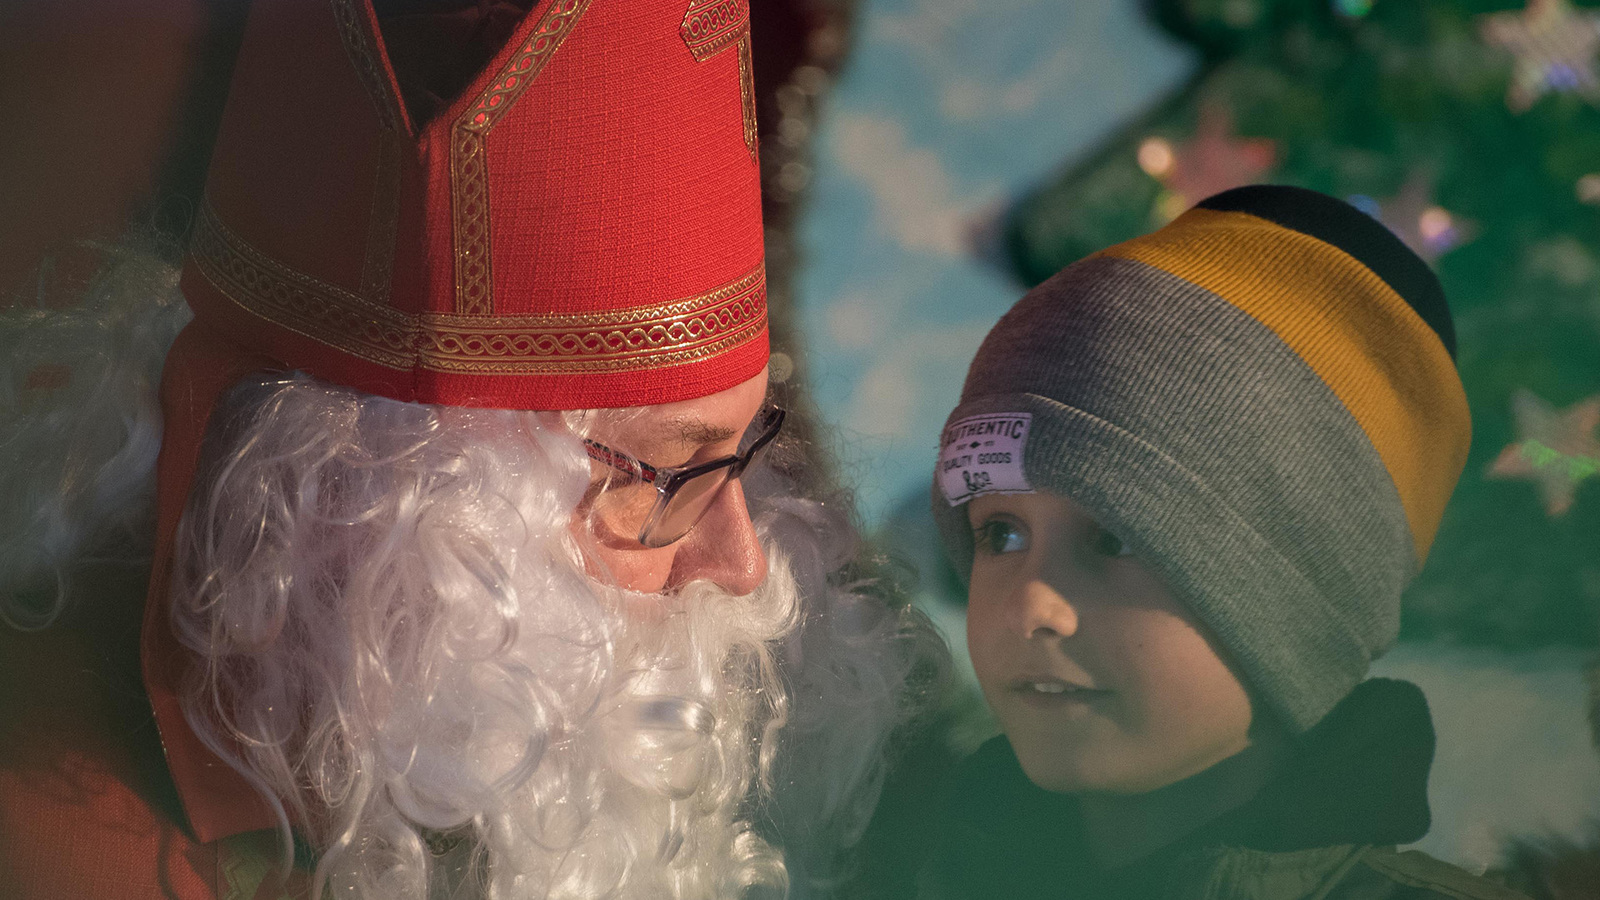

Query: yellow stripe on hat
left=1098, top=207, right=1471, bottom=561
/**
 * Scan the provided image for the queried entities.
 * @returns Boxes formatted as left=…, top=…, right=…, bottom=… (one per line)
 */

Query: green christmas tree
left=1004, top=0, right=1600, bottom=650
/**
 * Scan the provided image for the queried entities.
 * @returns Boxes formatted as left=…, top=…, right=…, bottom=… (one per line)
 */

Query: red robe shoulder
left=0, top=626, right=308, bottom=899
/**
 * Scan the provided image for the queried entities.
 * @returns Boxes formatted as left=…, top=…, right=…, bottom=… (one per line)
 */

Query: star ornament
left=1487, top=388, right=1600, bottom=516
left=1348, top=171, right=1477, bottom=263
left=1139, top=102, right=1277, bottom=221
left=1479, top=0, right=1600, bottom=113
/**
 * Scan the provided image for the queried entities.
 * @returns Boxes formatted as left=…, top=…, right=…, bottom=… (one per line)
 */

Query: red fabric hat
left=147, top=0, right=768, bottom=844
left=181, top=0, right=767, bottom=411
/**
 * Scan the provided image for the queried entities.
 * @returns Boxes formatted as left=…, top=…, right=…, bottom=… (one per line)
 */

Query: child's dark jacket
left=915, top=679, right=1529, bottom=900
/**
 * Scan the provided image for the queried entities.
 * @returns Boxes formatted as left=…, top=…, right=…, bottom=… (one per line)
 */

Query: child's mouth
left=1009, top=677, right=1109, bottom=707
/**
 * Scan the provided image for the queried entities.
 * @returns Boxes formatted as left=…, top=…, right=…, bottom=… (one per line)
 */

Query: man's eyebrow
left=661, top=416, right=739, bottom=446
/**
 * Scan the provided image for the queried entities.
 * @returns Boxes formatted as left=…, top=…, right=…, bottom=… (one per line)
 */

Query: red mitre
left=146, top=0, right=767, bottom=845
left=183, top=0, right=766, bottom=410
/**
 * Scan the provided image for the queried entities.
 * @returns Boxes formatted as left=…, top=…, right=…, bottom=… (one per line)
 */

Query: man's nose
left=666, top=478, right=767, bottom=595
left=1014, top=578, right=1080, bottom=641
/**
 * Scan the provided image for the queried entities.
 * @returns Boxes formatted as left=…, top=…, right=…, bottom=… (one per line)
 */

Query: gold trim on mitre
left=191, top=201, right=767, bottom=377
left=328, top=0, right=404, bottom=306
left=451, top=0, right=594, bottom=317
left=680, top=0, right=748, bottom=60
left=682, top=0, right=758, bottom=162
left=329, top=0, right=407, bottom=135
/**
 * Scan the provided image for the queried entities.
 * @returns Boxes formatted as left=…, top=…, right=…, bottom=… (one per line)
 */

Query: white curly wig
left=0, top=233, right=190, bottom=631
left=3, top=237, right=946, bottom=899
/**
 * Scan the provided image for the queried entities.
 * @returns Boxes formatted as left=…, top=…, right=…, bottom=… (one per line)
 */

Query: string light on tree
left=1578, top=173, right=1600, bottom=205
left=1138, top=137, right=1176, bottom=179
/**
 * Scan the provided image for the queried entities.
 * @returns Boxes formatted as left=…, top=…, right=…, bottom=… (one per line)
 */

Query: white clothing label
left=938, top=412, right=1033, bottom=506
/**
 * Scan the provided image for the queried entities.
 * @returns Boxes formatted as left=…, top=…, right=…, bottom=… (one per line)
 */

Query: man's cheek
left=584, top=542, right=674, bottom=595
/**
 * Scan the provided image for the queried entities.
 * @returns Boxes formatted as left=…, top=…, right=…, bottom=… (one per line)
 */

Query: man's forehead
left=600, top=369, right=770, bottom=450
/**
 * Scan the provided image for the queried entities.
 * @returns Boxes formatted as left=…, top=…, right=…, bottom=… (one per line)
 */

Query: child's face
left=966, top=491, right=1257, bottom=794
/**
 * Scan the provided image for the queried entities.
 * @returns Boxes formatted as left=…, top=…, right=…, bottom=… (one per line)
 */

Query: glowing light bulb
left=1138, top=137, right=1175, bottom=178
left=1577, top=173, right=1600, bottom=205
left=1419, top=206, right=1455, bottom=246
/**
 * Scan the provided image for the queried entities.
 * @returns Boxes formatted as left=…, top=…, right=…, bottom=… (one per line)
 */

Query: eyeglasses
left=583, top=406, right=786, bottom=548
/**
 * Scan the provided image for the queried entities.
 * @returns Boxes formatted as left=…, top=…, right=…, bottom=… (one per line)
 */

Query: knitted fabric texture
left=932, top=185, right=1471, bottom=733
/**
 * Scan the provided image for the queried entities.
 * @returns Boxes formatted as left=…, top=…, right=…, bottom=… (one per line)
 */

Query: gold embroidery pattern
left=420, top=269, right=766, bottom=373
left=330, top=0, right=404, bottom=306
left=193, top=201, right=768, bottom=376
left=680, top=0, right=749, bottom=61
left=450, top=127, right=494, bottom=316
left=452, top=0, right=593, bottom=316
left=461, top=0, right=591, bottom=134
left=681, top=0, right=758, bottom=162
left=192, top=203, right=416, bottom=369
left=330, top=0, right=406, bottom=134
left=737, top=32, right=758, bottom=162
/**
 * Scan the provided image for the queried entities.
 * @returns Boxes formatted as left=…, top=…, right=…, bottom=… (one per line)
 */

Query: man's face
left=964, top=490, right=1257, bottom=794
left=573, top=369, right=771, bottom=596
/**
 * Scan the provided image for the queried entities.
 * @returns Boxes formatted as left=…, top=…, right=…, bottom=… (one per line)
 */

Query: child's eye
left=973, top=518, right=1029, bottom=556
left=1091, top=525, right=1134, bottom=558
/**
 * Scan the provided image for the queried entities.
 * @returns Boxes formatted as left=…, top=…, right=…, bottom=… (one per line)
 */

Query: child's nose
left=1015, top=579, right=1080, bottom=640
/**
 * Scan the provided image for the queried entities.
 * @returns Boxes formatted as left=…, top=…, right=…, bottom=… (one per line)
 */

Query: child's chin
left=1012, top=743, right=1129, bottom=795
left=1012, top=734, right=1196, bottom=796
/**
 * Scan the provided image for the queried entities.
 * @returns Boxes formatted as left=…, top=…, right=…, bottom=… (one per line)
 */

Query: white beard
left=169, top=374, right=932, bottom=899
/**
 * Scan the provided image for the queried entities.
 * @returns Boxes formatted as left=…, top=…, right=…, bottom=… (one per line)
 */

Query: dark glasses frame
left=582, top=406, right=786, bottom=548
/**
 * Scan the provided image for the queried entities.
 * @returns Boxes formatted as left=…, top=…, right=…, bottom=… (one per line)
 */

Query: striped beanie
left=933, top=185, right=1471, bottom=733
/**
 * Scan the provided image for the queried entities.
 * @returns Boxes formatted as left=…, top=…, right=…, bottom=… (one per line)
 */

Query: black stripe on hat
left=1197, top=185, right=1457, bottom=361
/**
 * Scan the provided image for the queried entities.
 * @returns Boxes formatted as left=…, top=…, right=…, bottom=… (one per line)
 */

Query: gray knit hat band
left=933, top=254, right=1417, bottom=732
